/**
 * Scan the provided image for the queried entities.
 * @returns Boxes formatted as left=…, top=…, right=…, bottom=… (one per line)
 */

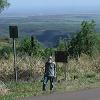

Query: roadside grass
left=57, top=74, right=100, bottom=92
left=1, top=73, right=100, bottom=100
left=0, top=81, right=43, bottom=100
left=0, top=50, right=100, bottom=100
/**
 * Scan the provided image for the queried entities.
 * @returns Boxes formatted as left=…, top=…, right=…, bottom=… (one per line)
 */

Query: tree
left=0, top=46, right=12, bottom=59
left=0, top=0, right=9, bottom=12
left=18, top=37, right=32, bottom=56
left=57, top=37, right=68, bottom=51
left=81, top=20, right=96, bottom=56
left=18, top=37, right=44, bottom=57
left=43, top=48, right=55, bottom=58
left=68, top=20, right=96, bottom=57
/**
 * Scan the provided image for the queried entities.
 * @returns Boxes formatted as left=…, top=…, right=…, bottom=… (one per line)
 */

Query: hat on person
left=49, top=56, right=52, bottom=59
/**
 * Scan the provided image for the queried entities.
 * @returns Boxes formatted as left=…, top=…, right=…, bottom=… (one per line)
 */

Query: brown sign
left=9, top=26, right=18, bottom=38
left=55, top=51, right=68, bottom=63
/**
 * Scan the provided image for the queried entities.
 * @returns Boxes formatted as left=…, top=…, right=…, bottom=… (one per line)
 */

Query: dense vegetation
left=0, top=20, right=100, bottom=100
left=0, top=1, right=100, bottom=99
left=0, top=20, right=100, bottom=79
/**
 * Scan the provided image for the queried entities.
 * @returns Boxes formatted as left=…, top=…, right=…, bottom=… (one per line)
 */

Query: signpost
left=9, top=26, right=18, bottom=82
left=55, top=51, right=68, bottom=80
left=55, top=51, right=68, bottom=63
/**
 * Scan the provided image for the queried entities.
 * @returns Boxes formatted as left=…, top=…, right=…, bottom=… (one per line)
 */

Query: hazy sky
left=1, top=0, right=100, bottom=16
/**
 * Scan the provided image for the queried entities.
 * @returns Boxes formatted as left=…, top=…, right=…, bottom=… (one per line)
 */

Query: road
left=21, top=88, right=100, bottom=100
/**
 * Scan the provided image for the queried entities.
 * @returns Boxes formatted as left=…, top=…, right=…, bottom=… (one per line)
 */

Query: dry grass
left=0, top=55, right=45, bottom=81
left=0, top=54, right=100, bottom=99
left=57, top=54, right=100, bottom=80
left=0, top=81, right=9, bottom=96
left=0, top=54, right=100, bottom=81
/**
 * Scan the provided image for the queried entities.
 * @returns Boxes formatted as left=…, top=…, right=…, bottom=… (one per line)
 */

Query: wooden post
left=64, top=63, right=67, bottom=80
left=55, top=62, right=58, bottom=81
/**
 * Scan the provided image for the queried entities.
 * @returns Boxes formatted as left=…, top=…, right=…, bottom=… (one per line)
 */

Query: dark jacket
left=44, top=61, right=56, bottom=77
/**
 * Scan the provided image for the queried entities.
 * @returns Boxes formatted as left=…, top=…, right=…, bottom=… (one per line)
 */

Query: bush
left=43, top=48, right=55, bottom=59
left=85, top=72, right=96, bottom=79
left=17, top=37, right=44, bottom=57
left=0, top=46, right=12, bottom=59
left=17, top=37, right=32, bottom=55
left=0, top=81, right=9, bottom=96
left=68, top=20, right=96, bottom=58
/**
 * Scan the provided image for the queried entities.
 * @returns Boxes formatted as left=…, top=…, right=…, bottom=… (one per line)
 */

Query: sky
left=1, top=0, right=100, bottom=16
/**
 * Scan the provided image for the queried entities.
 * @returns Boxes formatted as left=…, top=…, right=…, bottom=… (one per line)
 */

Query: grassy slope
left=0, top=54, right=100, bottom=100
left=1, top=77, right=100, bottom=100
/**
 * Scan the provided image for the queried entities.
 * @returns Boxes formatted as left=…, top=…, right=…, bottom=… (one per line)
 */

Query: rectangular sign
left=55, top=51, right=68, bottom=63
left=9, top=26, right=18, bottom=38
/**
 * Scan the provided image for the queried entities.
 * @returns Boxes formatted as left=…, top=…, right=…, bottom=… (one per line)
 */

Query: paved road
left=21, top=88, right=100, bottom=100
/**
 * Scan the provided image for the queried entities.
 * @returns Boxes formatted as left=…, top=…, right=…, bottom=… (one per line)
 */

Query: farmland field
left=0, top=14, right=100, bottom=46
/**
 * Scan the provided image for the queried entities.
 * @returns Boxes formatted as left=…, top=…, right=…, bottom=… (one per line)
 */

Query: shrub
left=18, top=37, right=44, bottom=57
left=68, top=20, right=96, bottom=58
left=0, top=46, right=12, bottom=59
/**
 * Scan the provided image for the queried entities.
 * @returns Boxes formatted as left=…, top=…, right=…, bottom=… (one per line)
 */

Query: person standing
left=43, top=56, right=56, bottom=91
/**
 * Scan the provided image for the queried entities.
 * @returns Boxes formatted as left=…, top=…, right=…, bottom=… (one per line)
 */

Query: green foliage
left=57, top=38, right=69, bottom=51
left=68, top=20, right=96, bottom=57
left=95, top=34, right=100, bottom=52
left=43, top=48, right=55, bottom=58
left=18, top=37, right=32, bottom=55
left=32, top=39, right=44, bottom=57
left=0, top=0, right=10, bottom=12
left=81, top=20, right=96, bottom=55
left=85, top=72, right=96, bottom=79
left=0, top=81, right=43, bottom=100
left=0, top=46, right=12, bottom=59
left=18, top=37, right=44, bottom=57
left=57, top=38, right=65, bottom=51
